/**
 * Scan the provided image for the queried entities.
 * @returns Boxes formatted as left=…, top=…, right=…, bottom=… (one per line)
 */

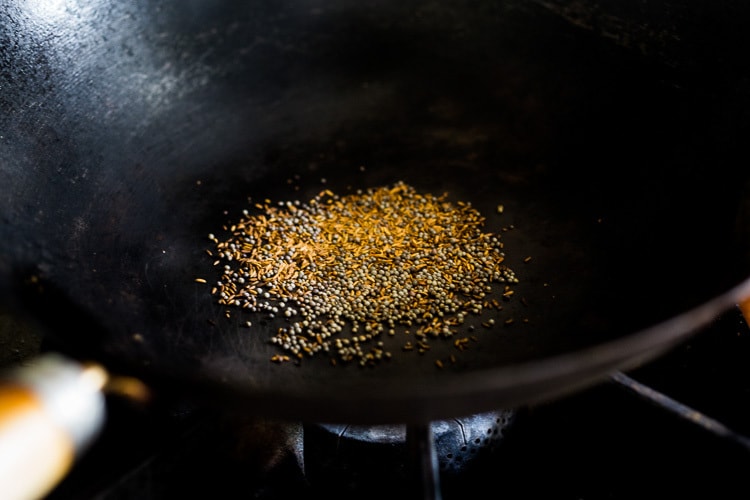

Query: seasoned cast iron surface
left=2, top=1, right=750, bottom=421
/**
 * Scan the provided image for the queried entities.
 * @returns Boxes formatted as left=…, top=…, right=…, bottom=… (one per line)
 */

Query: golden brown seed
left=206, top=181, right=520, bottom=368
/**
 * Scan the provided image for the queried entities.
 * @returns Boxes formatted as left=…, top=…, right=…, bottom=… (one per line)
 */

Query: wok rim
left=152, top=275, right=750, bottom=424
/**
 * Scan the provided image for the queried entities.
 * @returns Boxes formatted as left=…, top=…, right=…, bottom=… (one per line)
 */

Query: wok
left=2, top=0, right=750, bottom=429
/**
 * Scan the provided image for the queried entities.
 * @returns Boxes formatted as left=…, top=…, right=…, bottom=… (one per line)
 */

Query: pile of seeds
left=205, top=181, right=518, bottom=367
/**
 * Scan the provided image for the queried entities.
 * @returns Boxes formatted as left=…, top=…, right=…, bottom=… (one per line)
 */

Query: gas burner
left=304, top=410, right=516, bottom=498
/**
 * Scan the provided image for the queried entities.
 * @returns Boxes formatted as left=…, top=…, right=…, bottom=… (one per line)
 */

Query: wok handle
left=0, top=354, right=107, bottom=500
left=739, top=297, right=750, bottom=327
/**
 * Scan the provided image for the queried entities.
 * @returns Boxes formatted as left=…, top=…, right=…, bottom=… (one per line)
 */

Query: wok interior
left=2, top=1, right=750, bottom=421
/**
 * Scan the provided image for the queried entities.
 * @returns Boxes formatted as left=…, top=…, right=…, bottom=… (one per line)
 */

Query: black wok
left=2, top=0, right=750, bottom=426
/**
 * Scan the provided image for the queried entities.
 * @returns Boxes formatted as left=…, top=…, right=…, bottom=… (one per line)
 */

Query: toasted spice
left=208, top=181, right=518, bottom=367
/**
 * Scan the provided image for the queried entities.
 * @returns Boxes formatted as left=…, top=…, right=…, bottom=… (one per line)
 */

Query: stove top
left=4, top=306, right=750, bottom=500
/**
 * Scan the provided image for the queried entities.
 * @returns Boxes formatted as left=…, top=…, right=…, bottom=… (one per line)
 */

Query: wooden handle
left=0, top=355, right=107, bottom=500
left=0, top=384, right=76, bottom=500
left=739, top=297, right=750, bottom=327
